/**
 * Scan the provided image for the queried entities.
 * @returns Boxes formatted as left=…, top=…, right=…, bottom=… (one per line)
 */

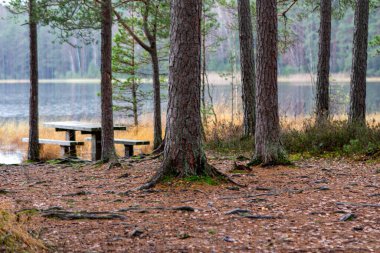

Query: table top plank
left=44, top=121, right=126, bottom=132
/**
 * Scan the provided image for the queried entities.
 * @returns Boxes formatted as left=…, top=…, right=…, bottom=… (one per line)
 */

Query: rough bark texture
left=159, top=0, right=205, bottom=177
left=349, top=0, right=369, bottom=126
left=100, top=0, right=116, bottom=161
left=238, top=0, right=256, bottom=137
left=315, top=0, right=331, bottom=124
left=28, top=0, right=39, bottom=161
left=253, top=0, right=284, bottom=165
left=137, top=1, right=245, bottom=190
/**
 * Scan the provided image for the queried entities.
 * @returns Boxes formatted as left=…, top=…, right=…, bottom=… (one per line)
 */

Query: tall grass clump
left=0, top=203, right=46, bottom=252
left=204, top=119, right=252, bottom=155
left=205, top=116, right=380, bottom=158
left=281, top=120, right=380, bottom=156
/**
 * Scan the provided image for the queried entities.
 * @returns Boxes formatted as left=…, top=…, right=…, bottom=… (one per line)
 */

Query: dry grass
left=3, top=112, right=380, bottom=161
left=0, top=201, right=46, bottom=253
left=0, top=120, right=155, bottom=161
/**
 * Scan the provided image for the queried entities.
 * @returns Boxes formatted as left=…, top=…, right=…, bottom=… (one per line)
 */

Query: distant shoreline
left=1, top=74, right=380, bottom=85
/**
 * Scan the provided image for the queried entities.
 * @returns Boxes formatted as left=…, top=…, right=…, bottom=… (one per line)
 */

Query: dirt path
left=1, top=157, right=379, bottom=252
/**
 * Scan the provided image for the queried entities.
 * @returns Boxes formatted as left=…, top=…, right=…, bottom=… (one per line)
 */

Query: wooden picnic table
left=44, top=121, right=126, bottom=161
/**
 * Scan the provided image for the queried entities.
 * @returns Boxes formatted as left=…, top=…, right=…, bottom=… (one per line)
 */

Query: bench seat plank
left=22, top=138, right=84, bottom=147
left=114, top=139, right=150, bottom=145
left=84, top=138, right=150, bottom=146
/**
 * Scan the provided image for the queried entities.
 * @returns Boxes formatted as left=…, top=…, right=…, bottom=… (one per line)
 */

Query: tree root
left=206, top=164, right=246, bottom=187
left=118, top=206, right=195, bottom=212
left=107, top=161, right=123, bottom=170
left=134, top=163, right=245, bottom=191
left=134, top=169, right=164, bottom=190
left=152, top=139, right=165, bottom=154
left=336, top=202, right=380, bottom=208
left=40, top=207, right=127, bottom=220
left=248, top=156, right=293, bottom=167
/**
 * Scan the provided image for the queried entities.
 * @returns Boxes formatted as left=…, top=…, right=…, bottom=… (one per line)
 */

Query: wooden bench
left=84, top=138, right=150, bottom=158
left=22, top=138, right=84, bottom=158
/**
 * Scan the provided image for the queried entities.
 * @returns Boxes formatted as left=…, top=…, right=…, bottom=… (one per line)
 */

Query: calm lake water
left=2, top=81, right=380, bottom=121
left=1, top=81, right=380, bottom=163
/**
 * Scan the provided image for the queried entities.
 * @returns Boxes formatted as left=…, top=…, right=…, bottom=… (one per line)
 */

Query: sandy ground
left=1, top=157, right=380, bottom=252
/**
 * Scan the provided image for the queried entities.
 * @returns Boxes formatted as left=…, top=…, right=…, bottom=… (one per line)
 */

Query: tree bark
left=349, top=0, right=369, bottom=126
left=253, top=0, right=285, bottom=165
left=131, top=35, right=138, bottom=126
left=150, top=48, right=163, bottom=149
left=315, top=0, right=331, bottom=124
left=28, top=0, right=39, bottom=161
left=140, top=0, right=221, bottom=187
left=162, top=0, right=204, bottom=176
left=100, top=0, right=116, bottom=161
left=238, top=0, right=256, bottom=137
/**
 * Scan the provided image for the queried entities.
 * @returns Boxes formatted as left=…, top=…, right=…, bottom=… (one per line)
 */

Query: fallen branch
left=225, top=208, right=278, bottom=219
left=118, top=206, right=195, bottom=213
left=336, top=202, right=380, bottom=208
left=42, top=211, right=126, bottom=220
left=40, top=207, right=127, bottom=220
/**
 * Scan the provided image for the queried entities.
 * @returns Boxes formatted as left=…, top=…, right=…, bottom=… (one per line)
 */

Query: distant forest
left=0, top=4, right=380, bottom=80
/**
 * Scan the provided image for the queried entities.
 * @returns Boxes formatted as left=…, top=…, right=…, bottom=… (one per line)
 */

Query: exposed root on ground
left=106, top=161, right=123, bottom=170
left=205, top=163, right=246, bottom=187
left=152, top=139, right=165, bottom=154
left=134, top=163, right=245, bottom=191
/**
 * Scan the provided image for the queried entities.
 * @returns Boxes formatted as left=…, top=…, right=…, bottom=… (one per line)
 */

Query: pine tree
left=112, top=24, right=150, bottom=126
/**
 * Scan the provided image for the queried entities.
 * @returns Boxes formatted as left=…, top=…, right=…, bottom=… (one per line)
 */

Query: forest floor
left=1, top=155, right=380, bottom=253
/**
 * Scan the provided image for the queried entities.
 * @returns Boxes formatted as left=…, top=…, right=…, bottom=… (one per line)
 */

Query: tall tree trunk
left=28, top=0, right=39, bottom=161
left=253, top=0, right=285, bottom=165
left=162, top=0, right=204, bottom=176
left=349, top=0, right=369, bottom=126
left=315, top=0, right=331, bottom=124
left=238, top=0, right=256, bottom=137
left=150, top=47, right=163, bottom=149
left=140, top=0, right=222, bottom=188
left=100, top=0, right=116, bottom=161
left=131, top=40, right=138, bottom=127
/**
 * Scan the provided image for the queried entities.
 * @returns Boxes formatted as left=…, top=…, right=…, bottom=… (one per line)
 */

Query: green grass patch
left=182, top=175, right=220, bottom=186
left=162, top=175, right=222, bottom=186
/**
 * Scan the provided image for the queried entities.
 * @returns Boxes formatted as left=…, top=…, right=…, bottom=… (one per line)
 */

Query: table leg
left=65, top=130, right=76, bottom=157
left=91, top=132, right=102, bottom=161
left=124, top=145, right=134, bottom=158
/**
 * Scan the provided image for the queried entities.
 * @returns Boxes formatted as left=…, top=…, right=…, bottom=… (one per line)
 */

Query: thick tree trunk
left=100, top=0, right=116, bottom=161
left=315, top=0, right=331, bottom=124
left=349, top=0, right=369, bottom=126
left=253, top=0, right=285, bottom=165
left=238, top=0, right=256, bottom=137
left=150, top=48, right=163, bottom=149
left=161, top=0, right=204, bottom=176
left=28, top=0, right=39, bottom=161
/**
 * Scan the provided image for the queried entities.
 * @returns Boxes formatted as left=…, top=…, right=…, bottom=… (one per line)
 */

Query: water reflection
left=0, top=151, right=23, bottom=164
left=2, top=82, right=380, bottom=121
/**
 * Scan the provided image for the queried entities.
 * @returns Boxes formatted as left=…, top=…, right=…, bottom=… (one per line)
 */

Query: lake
left=1, top=81, right=380, bottom=163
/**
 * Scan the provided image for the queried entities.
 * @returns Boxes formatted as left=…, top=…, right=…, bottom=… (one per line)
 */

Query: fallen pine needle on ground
left=0, top=157, right=379, bottom=252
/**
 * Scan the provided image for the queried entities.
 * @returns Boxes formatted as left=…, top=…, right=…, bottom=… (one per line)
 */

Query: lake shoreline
left=1, top=73, right=380, bottom=85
